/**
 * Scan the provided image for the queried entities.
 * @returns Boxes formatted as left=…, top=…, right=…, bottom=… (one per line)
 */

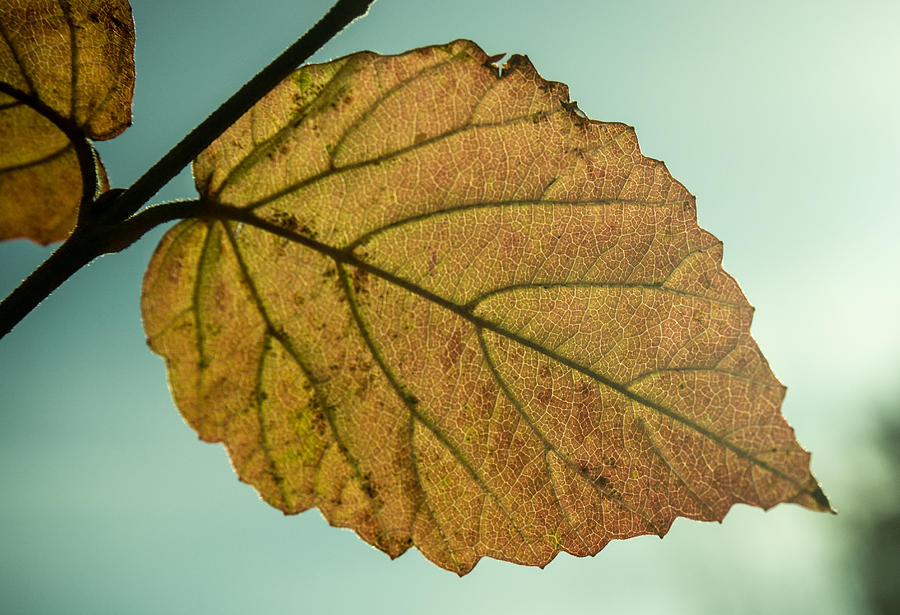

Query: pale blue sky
left=2, top=1, right=898, bottom=613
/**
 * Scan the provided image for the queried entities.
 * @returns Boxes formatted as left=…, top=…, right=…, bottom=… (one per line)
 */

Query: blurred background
left=1, top=0, right=898, bottom=612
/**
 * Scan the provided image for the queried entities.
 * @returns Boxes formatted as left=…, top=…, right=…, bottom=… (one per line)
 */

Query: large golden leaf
left=0, top=0, right=135, bottom=244
left=142, top=40, right=829, bottom=575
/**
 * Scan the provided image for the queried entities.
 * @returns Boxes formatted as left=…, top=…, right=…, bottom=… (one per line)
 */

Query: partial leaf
left=0, top=0, right=135, bottom=244
left=142, top=40, right=830, bottom=575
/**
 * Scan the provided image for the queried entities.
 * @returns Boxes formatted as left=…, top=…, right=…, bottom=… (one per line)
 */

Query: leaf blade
left=0, top=0, right=135, bottom=244
left=143, top=40, right=829, bottom=575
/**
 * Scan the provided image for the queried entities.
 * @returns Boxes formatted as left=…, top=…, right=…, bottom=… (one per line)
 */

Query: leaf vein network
left=219, top=222, right=392, bottom=537
left=336, top=262, right=530, bottom=545
left=476, top=327, right=662, bottom=535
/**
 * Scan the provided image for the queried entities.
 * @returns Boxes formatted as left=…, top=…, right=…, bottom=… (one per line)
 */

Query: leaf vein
left=220, top=222, right=391, bottom=538
left=635, top=416, right=718, bottom=520
left=337, top=263, right=528, bottom=544
left=347, top=198, right=681, bottom=251
left=477, top=327, right=662, bottom=536
left=254, top=333, right=292, bottom=509
left=0, top=143, right=72, bottom=174
left=241, top=107, right=572, bottom=213
left=213, top=57, right=355, bottom=198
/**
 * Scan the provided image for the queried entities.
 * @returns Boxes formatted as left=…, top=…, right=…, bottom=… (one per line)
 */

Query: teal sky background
left=2, top=0, right=898, bottom=613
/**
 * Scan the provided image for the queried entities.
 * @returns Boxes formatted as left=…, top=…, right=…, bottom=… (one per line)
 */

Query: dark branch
left=0, top=227, right=103, bottom=339
left=0, top=0, right=376, bottom=340
left=102, top=0, right=376, bottom=225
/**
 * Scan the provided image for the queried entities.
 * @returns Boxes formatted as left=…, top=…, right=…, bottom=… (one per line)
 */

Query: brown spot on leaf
left=351, top=267, right=369, bottom=295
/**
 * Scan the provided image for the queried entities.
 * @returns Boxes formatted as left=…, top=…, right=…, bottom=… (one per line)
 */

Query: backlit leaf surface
left=142, top=40, right=830, bottom=574
left=0, top=0, right=135, bottom=243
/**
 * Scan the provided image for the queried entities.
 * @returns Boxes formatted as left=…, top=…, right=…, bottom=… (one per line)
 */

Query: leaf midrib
left=200, top=202, right=813, bottom=495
